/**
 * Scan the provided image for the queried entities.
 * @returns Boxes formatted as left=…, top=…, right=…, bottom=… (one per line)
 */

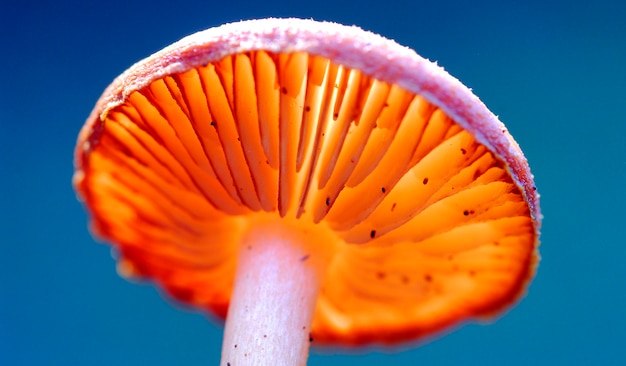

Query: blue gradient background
left=1, top=0, right=625, bottom=365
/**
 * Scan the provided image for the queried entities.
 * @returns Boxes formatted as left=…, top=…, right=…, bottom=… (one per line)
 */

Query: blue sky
left=1, top=0, right=625, bottom=364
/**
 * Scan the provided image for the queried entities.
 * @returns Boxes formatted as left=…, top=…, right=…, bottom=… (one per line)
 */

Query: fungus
left=74, top=18, right=541, bottom=365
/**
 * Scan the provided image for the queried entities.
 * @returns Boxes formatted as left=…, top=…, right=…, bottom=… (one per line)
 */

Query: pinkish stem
left=221, top=222, right=324, bottom=366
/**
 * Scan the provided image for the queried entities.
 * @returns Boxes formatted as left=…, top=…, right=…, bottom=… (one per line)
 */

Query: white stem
left=221, top=223, right=323, bottom=366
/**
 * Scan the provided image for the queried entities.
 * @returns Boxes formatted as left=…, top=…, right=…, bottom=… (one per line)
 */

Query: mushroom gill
left=76, top=50, right=537, bottom=345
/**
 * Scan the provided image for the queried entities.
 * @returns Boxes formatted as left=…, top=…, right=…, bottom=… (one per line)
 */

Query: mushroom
left=74, top=18, right=541, bottom=365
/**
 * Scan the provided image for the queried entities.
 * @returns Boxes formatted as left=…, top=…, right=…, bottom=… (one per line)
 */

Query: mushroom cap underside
left=74, top=18, right=541, bottom=346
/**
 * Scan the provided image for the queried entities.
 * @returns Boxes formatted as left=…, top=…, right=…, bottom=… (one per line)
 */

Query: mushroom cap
left=74, top=18, right=541, bottom=346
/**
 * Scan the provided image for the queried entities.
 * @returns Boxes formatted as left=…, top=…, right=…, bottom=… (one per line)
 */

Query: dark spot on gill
left=422, top=177, right=429, bottom=185
left=391, top=202, right=397, bottom=211
left=460, top=148, right=467, bottom=155
left=370, top=230, right=376, bottom=239
left=281, top=87, right=287, bottom=94
left=381, top=187, right=386, bottom=193
left=325, top=197, right=330, bottom=206
left=210, top=121, right=216, bottom=127
left=305, top=106, right=311, bottom=112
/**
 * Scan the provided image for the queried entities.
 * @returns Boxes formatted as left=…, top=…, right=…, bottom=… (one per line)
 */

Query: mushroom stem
left=221, top=222, right=324, bottom=366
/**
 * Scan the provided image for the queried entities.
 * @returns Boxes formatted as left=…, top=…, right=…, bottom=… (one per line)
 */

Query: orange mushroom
left=74, top=18, right=541, bottom=365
